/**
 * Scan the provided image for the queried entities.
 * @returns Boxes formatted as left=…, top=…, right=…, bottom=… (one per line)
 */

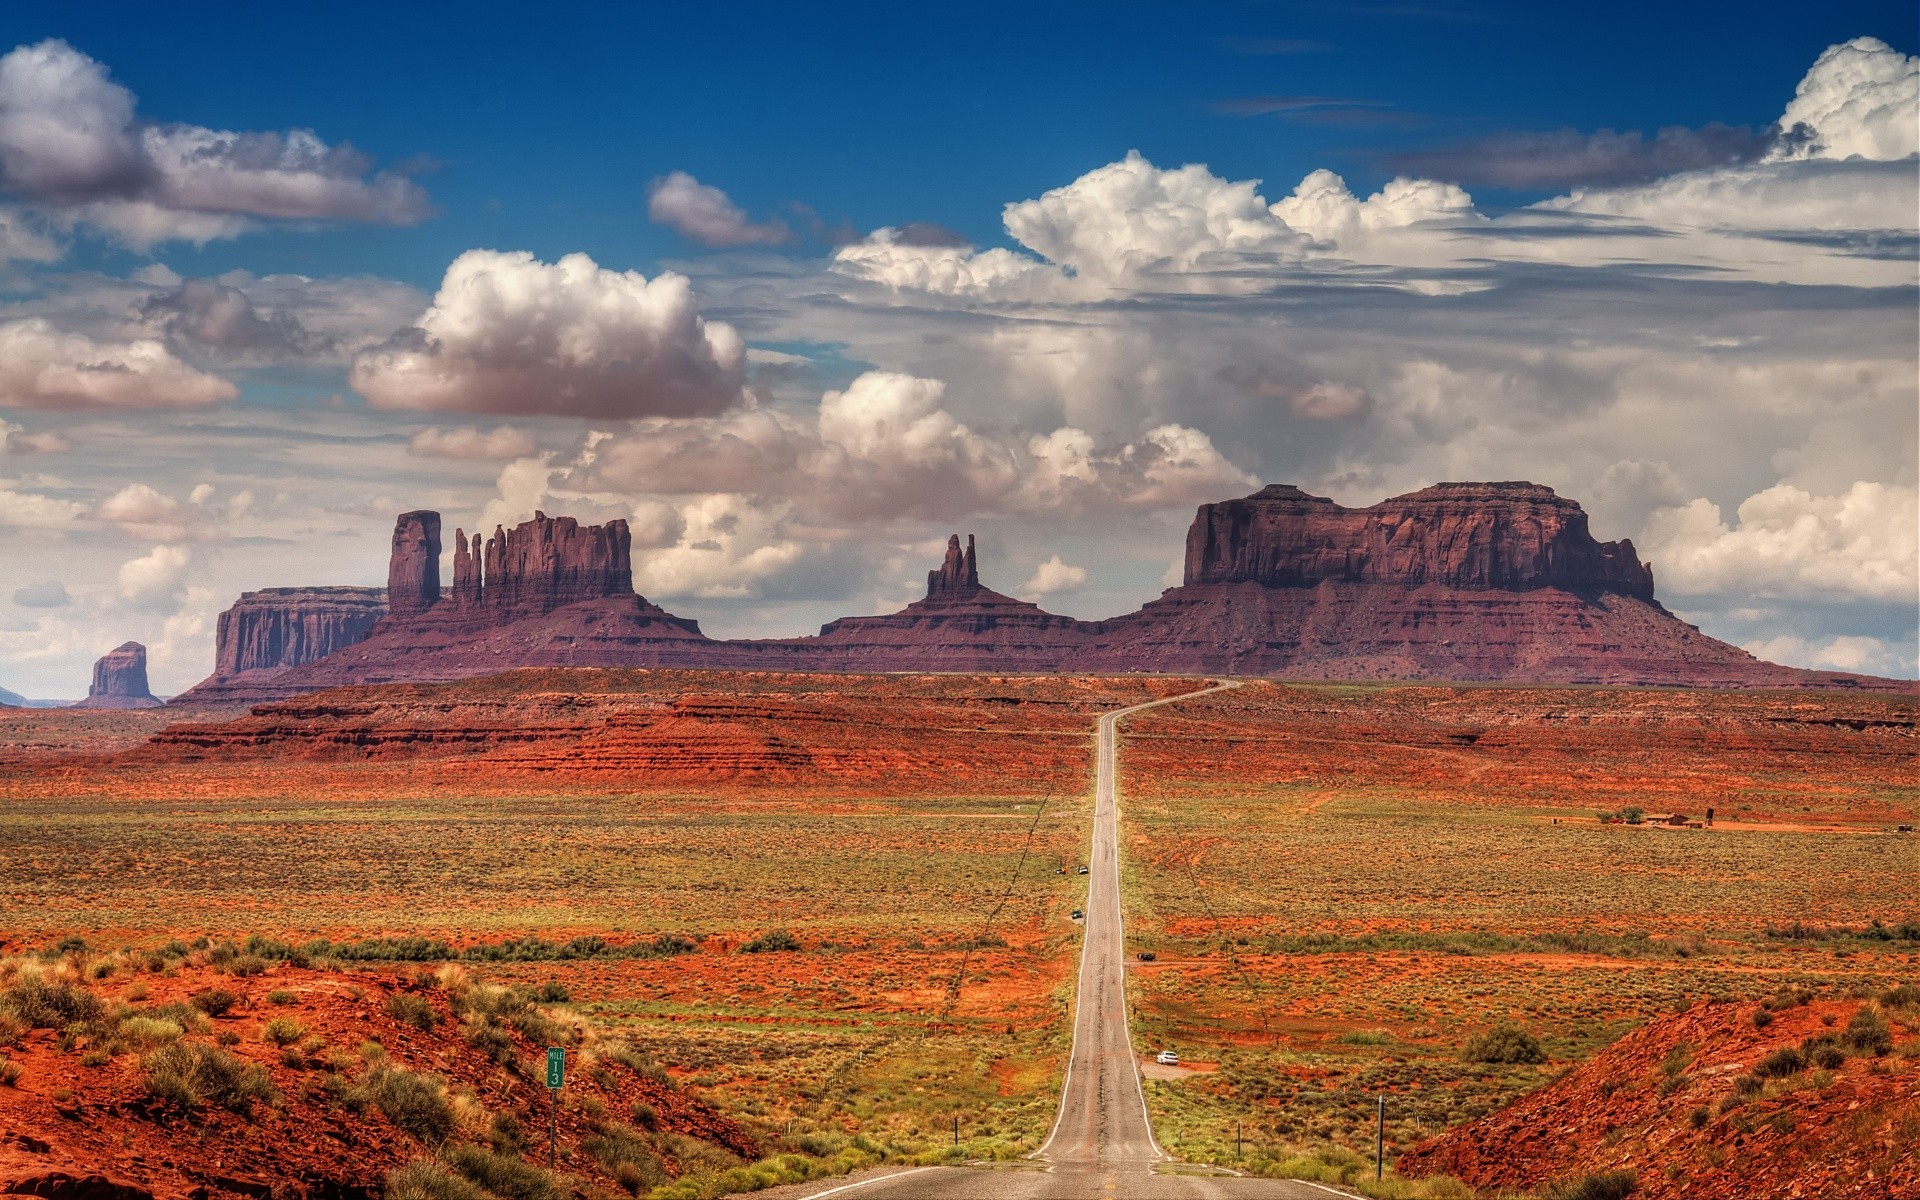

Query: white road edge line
left=797, top=1166, right=942, bottom=1198
left=1290, top=1182, right=1367, bottom=1199
left=1032, top=677, right=1240, bottom=1165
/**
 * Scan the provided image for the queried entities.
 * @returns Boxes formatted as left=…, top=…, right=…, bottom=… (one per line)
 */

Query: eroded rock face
left=1185, top=482, right=1656, bottom=599
left=170, top=489, right=1906, bottom=704
left=926, top=534, right=981, bottom=598
left=212, top=587, right=388, bottom=680
left=385, top=510, right=441, bottom=617
left=73, top=642, right=159, bottom=709
left=448, top=511, right=635, bottom=618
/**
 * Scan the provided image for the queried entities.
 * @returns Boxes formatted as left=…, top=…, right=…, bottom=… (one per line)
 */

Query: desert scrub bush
left=0, top=1057, right=20, bottom=1086
left=386, top=993, right=438, bottom=1031
left=190, top=988, right=241, bottom=1017
left=1544, top=1170, right=1637, bottom=1200
left=267, top=989, right=296, bottom=1005
left=740, top=930, right=801, bottom=954
left=583, top=1123, right=669, bottom=1193
left=1750, top=1007, right=1773, bottom=1029
left=463, top=1016, right=517, bottom=1066
left=1754, top=1047, right=1804, bottom=1078
left=116, top=1015, right=185, bottom=1049
left=529, top=980, right=569, bottom=1003
left=385, top=1161, right=488, bottom=1200
left=1801, top=1037, right=1847, bottom=1070
left=441, top=1143, right=559, bottom=1200
left=1842, top=1008, right=1893, bottom=1056
left=352, top=1063, right=455, bottom=1145
left=262, top=1016, right=306, bottom=1046
left=0, top=974, right=104, bottom=1029
left=1462, top=1024, right=1546, bottom=1064
left=142, top=1041, right=276, bottom=1113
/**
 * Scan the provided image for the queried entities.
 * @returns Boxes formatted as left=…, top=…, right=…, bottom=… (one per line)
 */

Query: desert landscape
left=3, top=11, right=1917, bottom=1200
left=1, top=666, right=1914, bottom=1198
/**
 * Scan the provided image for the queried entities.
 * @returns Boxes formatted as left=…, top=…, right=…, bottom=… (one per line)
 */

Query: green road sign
left=546, top=1046, right=565, bottom=1090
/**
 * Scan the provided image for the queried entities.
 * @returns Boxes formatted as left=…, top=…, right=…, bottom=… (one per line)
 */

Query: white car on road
left=1155, top=1050, right=1179, bottom=1066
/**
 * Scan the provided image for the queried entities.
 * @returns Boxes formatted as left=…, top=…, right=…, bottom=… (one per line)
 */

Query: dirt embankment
left=1398, top=993, right=1919, bottom=1199
left=0, top=955, right=756, bottom=1200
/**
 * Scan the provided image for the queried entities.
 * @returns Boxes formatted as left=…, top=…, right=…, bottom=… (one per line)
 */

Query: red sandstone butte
left=172, top=482, right=1906, bottom=703
left=71, top=641, right=161, bottom=709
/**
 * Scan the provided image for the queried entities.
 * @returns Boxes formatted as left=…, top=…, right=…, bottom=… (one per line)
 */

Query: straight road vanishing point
left=780, top=681, right=1348, bottom=1199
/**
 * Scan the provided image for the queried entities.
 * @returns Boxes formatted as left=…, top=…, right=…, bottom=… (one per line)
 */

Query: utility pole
left=1375, top=1095, right=1385, bottom=1180
left=952, top=1115, right=959, bottom=1148
left=1236, top=1119, right=1242, bottom=1160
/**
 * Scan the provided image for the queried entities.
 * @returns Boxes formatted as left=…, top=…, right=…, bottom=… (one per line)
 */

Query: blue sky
left=0, top=2, right=1914, bottom=696
left=13, top=0, right=1915, bottom=282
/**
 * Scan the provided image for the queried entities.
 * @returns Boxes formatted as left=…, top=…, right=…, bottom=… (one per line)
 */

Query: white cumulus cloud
left=1770, top=36, right=1919, bottom=162
left=647, top=171, right=790, bottom=247
left=1641, top=481, right=1918, bottom=603
left=351, top=249, right=747, bottom=418
left=0, top=318, right=235, bottom=409
left=0, top=39, right=429, bottom=247
left=116, top=543, right=190, bottom=608
left=1020, top=554, right=1087, bottom=597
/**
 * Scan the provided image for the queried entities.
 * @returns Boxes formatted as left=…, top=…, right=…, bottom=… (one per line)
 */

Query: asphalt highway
left=776, top=682, right=1352, bottom=1199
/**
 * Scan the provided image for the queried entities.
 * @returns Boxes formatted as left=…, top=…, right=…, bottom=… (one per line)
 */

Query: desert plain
left=0, top=669, right=1914, bottom=1200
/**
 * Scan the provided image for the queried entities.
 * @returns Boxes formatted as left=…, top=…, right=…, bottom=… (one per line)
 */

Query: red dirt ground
left=1397, top=995, right=1919, bottom=1198
left=0, top=960, right=756, bottom=1200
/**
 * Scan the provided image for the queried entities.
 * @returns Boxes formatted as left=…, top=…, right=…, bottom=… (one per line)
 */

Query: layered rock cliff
left=1184, top=483, right=1656, bottom=598
left=214, top=587, right=388, bottom=680
left=167, top=484, right=1905, bottom=703
left=446, top=512, right=635, bottom=618
left=74, top=642, right=161, bottom=708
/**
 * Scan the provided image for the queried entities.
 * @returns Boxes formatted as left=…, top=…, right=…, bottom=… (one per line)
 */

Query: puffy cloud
left=0, top=480, right=85, bottom=527
left=647, top=171, right=790, bottom=247
left=0, top=318, right=235, bottom=409
left=351, top=250, right=747, bottom=418
left=1002, top=151, right=1309, bottom=285
left=91, top=482, right=199, bottom=540
left=0, top=40, right=429, bottom=247
left=1770, top=37, right=1919, bottom=162
left=1744, top=633, right=1915, bottom=678
left=579, top=371, right=1253, bottom=523
left=1640, top=481, right=1917, bottom=603
left=830, top=228, right=1058, bottom=298
left=139, top=277, right=331, bottom=359
left=116, top=543, right=190, bottom=608
left=1020, top=554, right=1087, bottom=597
left=10, top=579, right=67, bottom=607
left=408, top=425, right=537, bottom=460
left=1270, top=169, right=1476, bottom=242
left=628, top=494, right=807, bottom=600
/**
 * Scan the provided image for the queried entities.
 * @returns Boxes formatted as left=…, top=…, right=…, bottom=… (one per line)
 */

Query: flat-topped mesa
left=925, top=534, right=982, bottom=600
left=1184, top=482, right=1656, bottom=599
left=386, top=510, right=442, bottom=617
left=213, top=587, right=388, bottom=679
left=74, top=641, right=160, bottom=708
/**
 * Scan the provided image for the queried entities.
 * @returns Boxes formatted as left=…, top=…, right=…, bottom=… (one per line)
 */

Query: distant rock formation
left=926, top=534, right=981, bottom=598
left=447, top=512, right=635, bottom=618
left=1185, top=483, right=1655, bottom=598
left=214, top=587, right=388, bottom=678
left=74, top=642, right=161, bottom=708
left=168, top=483, right=1907, bottom=704
left=385, top=510, right=442, bottom=618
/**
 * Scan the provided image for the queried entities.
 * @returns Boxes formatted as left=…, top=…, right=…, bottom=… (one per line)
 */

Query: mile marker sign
left=546, top=1046, right=565, bottom=1090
